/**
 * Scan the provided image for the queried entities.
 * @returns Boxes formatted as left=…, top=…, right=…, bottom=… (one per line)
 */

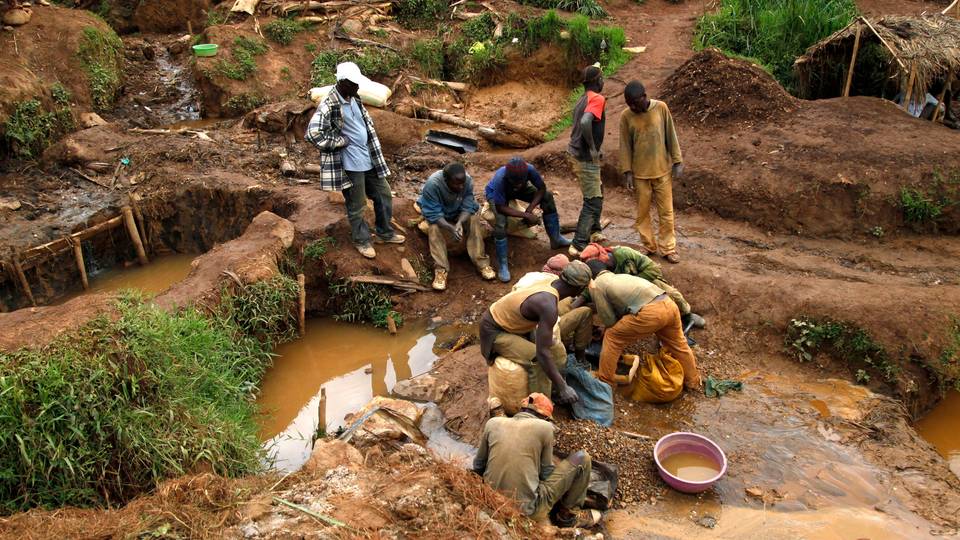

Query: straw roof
left=795, top=14, right=960, bottom=99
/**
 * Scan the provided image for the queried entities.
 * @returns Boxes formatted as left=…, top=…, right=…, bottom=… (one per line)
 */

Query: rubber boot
left=543, top=212, right=572, bottom=249
left=494, top=237, right=511, bottom=282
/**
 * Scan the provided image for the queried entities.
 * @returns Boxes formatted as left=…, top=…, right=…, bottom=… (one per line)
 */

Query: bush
left=77, top=26, right=124, bottom=110
left=396, top=0, right=448, bottom=29
left=264, top=18, right=309, bottom=45
left=786, top=317, right=898, bottom=383
left=216, top=36, right=269, bottom=81
left=2, top=99, right=74, bottom=159
left=694, top=0, right=858, bottom=91
left=310, top=48, right=405, bottom=86
left=0, top=291, right=290, bottom=512
left=519, top=0, right=607, bottom=18
left=900, top=187, right=943, bottom=225
left=411, top=39, right=445, bottom=79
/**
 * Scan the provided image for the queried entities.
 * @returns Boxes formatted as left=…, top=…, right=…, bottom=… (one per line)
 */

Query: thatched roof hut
left=795, top=14, right=960, bottom=106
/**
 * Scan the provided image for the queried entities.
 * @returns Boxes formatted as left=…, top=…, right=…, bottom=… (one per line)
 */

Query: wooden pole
left=843, top=24, right=863, bottom=98
left=933, top=69, right=954, bottom=123
left=20, top=215, right=124, bottom=269
left=72, top=238, right=89, bottom=290
left=902, top=64, right=917, bottom=112
left=297, top=273, right=306, bottom=336
left=122, top=206, right=149, bottom=266
left=318, top=387, right=327, bottom=436
left=11, top=253, right=35, bottom=307
left=129, top=195, right=150, bottom=254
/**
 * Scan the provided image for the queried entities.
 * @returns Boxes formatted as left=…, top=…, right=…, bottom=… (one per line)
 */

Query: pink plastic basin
left=654, top=432, right=727, bottom=493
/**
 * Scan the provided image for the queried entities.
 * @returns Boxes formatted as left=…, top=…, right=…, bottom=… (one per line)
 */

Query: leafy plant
left=411, top=39, right=445, bottom=80
left=694, top=0, right=858, bottom=91
left=216, top=36, right=269, bottom=81
left=2, top=99, right=75, bottom=158
left=900, top=187, right=943, bottom=225
left=310, top=48, right=405, bottom=86
left=206, top=7, right=230, bottom=27
left=786, top=317, right=899, bottom=383
left=869, top=225, right=884, bottom=238
left=264, top=18, right=310, bottom=45
left=224, top=93, right=265, bottom=115
left=50, top=83, right=72, bottom=106
left=396, top=0, right=448, bottom=29
left=77, top=26, right=124, bottom=110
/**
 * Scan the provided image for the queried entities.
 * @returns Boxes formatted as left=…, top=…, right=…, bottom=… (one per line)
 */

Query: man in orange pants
left=577, top=260, right=701, bottom=390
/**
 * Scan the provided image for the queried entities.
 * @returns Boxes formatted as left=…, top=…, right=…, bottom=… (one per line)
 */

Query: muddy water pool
left=256, top=319, right=442, bottom=471
left=915, top=390, right=960, bottom=475
left=57, top=253, right=195, bottom=302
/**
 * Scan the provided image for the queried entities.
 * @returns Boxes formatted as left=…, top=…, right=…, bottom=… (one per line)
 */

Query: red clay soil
left=660, top=48, right=797, bottom=128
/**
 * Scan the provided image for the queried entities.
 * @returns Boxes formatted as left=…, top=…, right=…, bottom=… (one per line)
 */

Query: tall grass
left=0, top=284, right=298, bottom=513
left=694, top=0, right=858, bottom=91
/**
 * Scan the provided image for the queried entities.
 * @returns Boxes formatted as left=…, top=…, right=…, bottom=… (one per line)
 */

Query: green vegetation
left=900, top=187, right=943, bottom=225
left=368, top=28, right=389, bottom=38
left=942, top=317, right=960, bottom=389
left=215, top=36, right=269, bottom=81
left=206, top=7, right=230, bottom=27
left=328, top=280, right=403, bottom=328
left=77, top=26, right=124, bottom=110
left=786, top=317, right=899, bottom=384
left=694, top=0, right=858, bottom=90
left=224, top=93, right=266, bottom=115
left=518, top=0, right=607, bottom=18
left=303, top=237, right=336, bottom=260
left=2, top=98, right=75, bottom=159
left=0, top=283, right=300, bottom=512
left=411, top=39, right=445, bottom=80
left=50, top=83, right=72, bottom=106
left=899, top=171, right=959, bottom=230
left=310, top=48, right=406, bottom=86
left=264, top=18, right=310, bottom=45
left=396, top=0, right=449, bottom=29
left=545, top=89, right=586, bottom=141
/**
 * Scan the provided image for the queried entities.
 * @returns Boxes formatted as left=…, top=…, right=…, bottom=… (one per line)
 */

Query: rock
left=343, top=396, right=426, bottom=447
left=141, top=44, right=156, bottom=61
left=745, top=486, right=763, bottom=498
left=79, top=112, right=108, bottom=129
left=327, top=191, right=345, bottom=204
left=0, top=198, right=21, bottom=211
left=393, top=374, right=450, bottom=403
left=340, top=18, right=363, bottom=35
left=302, top=439, right=363, bottom=476
left=400, top=258, right=418, bottom=280
left=3, top=8, right=31, bottom=26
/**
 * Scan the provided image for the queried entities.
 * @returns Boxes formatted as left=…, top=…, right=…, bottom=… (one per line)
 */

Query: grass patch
left=396, top=0, right=449, bottom=29
left=786, top=317, right=899, bottom=384
left=77, top=26, right=124, bottom=110
left=303, top=237, right=336, bottom=260
left=694, top=0, right=858, bottom=91
left=545, top=88, right=585, bottom=140
left=0, top=281, right=298, bottom=513
left=518, top=0, right=607, bottom=18
left=900, top=187, right=943, bottom=225
left=263, top=18, right=310, bottom=46
left=942, top=317, right=960, bottom=391
left=328, top=280, right=403, bottom=328
left=2, top=97, right=75, bottom=159
left=224, top=93, right=266, bottom=115
left=310, top=48, right=406, bottom=86
left=411, top=39, right=445, bottom=80
left=206, top=7, right=230, bottom=27
left=899, top=170, right=959, bottom=231
left=215, top=36, right=269, bottom=81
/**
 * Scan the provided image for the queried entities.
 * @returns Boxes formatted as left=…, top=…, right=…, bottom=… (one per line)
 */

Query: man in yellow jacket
left=619, top=80, right=684, bottom=264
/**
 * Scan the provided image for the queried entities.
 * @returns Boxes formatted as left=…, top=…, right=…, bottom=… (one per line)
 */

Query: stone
left=340, top=18, right=363, bottom=35
left=3, top=8, right=31, bottom=26
left=0, top=198, right=21, bottom=211
left=745, top=487, right=763, bottom=498
left=302, top=439, right=363, bottom=476
left=79, top=112, right=108, bottom=129
left=392, top=374, right=450, bottom=403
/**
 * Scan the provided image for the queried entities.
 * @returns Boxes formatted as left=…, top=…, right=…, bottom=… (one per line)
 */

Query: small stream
left=56, top=253, right=195, bottom=304
left=915, top=390, right=960, bottom=476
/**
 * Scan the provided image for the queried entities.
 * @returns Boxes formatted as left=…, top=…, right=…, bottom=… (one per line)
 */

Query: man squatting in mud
left=305, top=62, right=405, bottom=260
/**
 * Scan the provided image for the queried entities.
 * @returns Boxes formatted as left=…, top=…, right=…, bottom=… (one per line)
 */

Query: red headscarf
left=579, top=243, right=612, bottom=265
left=542, top=254, right=570, bottom=275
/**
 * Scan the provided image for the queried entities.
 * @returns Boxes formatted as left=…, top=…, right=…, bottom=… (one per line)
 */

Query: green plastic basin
left=192, top=44, right=219, bottom=57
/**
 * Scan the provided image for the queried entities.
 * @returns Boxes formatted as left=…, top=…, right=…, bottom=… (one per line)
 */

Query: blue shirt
left=417, top=170, right=479, bottom=223
left=484, top=164, right=545, bottom=206
left=339, top=93, right=372, bottom=172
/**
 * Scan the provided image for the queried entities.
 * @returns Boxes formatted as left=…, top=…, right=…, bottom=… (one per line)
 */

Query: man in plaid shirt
left=305, top=62, right=404, bottom=258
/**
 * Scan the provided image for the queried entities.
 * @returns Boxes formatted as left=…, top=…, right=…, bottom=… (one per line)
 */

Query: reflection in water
left=257, top=319, right=438, bottom=471
left=58, top=253, right=195, bottom=302
left=915, top=391, right=960, bottom=474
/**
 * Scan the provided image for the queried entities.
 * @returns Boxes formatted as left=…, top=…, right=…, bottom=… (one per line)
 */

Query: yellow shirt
left=618, top=100, right=683, bottom=179
left=489, top=284, right=559, bottom=334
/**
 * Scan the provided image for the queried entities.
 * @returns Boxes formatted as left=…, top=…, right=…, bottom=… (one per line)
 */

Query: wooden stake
left=902, top=64, right=917, bottom=112
left=187, top=20, right=193, bottom=35
left=20, top=215, right=124, bottom=269
left=129, top=195, right=150, bottom=253
left=386, top=313, right=397, bottom=335
left=933, top=69, right=954, bottom=123
left=297, top=273, right=306, bottom=336
left=843, top=24, right=862, bottom=98
left=11, top=253, right=35, bottom=307
left=122, top=206, right=149, bottom=266
left=72, top=238, right=89, bottom=290
left=318, top=387, right=327, bottom=436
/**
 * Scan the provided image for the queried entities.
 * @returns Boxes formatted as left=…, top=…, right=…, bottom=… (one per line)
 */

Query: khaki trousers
left=427, top=214, right=490, bottom=272
left=492, top=306, right=594, bottom=396
left=598, top=299, right=699, bottom=388
left=635, top=173, right=677, bottom=255
left=531, top=454, right=593, bottom=520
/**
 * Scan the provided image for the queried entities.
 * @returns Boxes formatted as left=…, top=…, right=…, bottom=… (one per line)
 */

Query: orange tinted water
left=915, top=391, right=960, bottom=471
left=256, top=319, right=437, bottom=470
left=661, top=452, right=720, bottom=482
left=58, top=253, right=195, bottom=302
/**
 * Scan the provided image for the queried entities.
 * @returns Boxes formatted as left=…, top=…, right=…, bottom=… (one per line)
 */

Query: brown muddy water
left=661, top=452, right=720, bottom=482
left=57, top=253, right=195, bottom=302
left=256, top=319, right=446, bottom=471
left=916, top=390, right=960, bottom=476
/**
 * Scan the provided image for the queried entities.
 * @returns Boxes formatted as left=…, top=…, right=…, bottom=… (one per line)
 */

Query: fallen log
left=349, top=274, right=430, bottom=292
left=407, top=76, right=469, bottom=92
left=334, top=29, right=400, bottom=52
left=560, top=217, right=611, bottom=234
left=495, top=120, right=545, bottom=144
left=478, top=127, right=537, bottom=149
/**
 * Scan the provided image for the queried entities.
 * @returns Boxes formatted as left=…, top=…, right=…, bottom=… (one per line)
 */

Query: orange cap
left=522, top=392, right=554, bottom=419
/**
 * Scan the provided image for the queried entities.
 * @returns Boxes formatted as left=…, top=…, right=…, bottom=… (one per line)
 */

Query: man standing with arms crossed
left=305, top=62, right=404, bottom=259
left=619, top=80, right=684, bottom=264
left=567, top=64, right=607, bottom=258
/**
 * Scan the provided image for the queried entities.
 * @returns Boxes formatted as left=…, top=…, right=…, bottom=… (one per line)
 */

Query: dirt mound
left=660, top=48, right=797, bottom=128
